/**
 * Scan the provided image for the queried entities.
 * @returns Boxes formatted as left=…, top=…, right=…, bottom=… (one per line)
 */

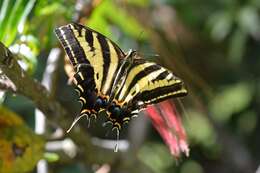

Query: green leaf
left=44, top=152, right=60, bottom=162
left=0, top=0, right=10, bottom=27
left=210, top=82, right=253, bottom=122
left=17, top=0, right=36, bottom=33
left=88, top=0, right=148, bottom=41
left=238, top=6, right=260, bottom=37
left=4, top=0, right=36, bottom=46
left=1, top=0, right=24, bottom=45
left=0, top=0, right=12, bottom=41
left=127, top=0, right=150, bottom=7
left=0, top=0, right=36, bottom=46
left=208, top=11, right=233, bottom=41
left=138, top=143, right=174, bottom=173
left=228, top=29, right=247, bottom=64
left=180, top=160, right=204, bottom=173
left=185, top=110, right=216, bottom=147
left=37, top=2, right=66, bottom=16
left=105, top=1, right=148, bottom=40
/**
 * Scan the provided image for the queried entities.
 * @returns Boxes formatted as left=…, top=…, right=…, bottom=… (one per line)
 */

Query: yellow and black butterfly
left=55, top=23, right=187, bottom=134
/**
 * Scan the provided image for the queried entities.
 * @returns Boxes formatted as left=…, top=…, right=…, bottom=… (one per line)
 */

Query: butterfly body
left=55, top=23, right=187, bottom=131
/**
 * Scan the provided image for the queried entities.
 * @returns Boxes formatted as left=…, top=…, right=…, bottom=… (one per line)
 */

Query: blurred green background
left=0, top=0, right=259, bottom=173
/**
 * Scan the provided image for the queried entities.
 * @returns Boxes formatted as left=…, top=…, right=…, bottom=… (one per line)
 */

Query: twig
left=0, top=75, right=16, bottom=93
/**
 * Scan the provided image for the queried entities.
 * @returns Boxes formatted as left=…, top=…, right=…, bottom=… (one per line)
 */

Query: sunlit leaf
left=2, top=0, right=24, bottom=45
left=17, top=0, right=36, bottom=33
left=44, top=152, right=59, bottom=162
left=37, top=2, right=66, bottom=16
left=0, top=0, right=36, bottom=46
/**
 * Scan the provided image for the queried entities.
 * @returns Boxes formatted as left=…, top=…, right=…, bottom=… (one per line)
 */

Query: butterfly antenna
left=137, top=52, right=160, bottom=58
left=66, top=114, right=88, bottom=133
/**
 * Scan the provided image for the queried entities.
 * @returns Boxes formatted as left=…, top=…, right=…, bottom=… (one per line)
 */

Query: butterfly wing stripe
left=123, top=67, right=168, bottom=103
left=71, top=23, right=125, bottom=60
left=125, top=64, right=161, bottom=94
left=91, top=32, right=104, bottom=91
left=69, top=25, right=104, bottom=91
left=151, top=70, right=169, bottom=82
left=136, top=83, right=187, bottom=104
left=165, top=73, right=174, bottom=80
left=116, top=62, right=155, bottom=100
left=55, top=26, right=89, bottom=66
left=102, top=41, right=120, bottom=95
left=69, top=23, right=126, bottom=94
left=96, top=35, right=111, bottom=94
left=84, top=27, right=94, bottom=50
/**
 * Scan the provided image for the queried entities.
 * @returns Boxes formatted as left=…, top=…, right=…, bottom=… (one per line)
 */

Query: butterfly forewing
left=55, top=23, right=127, bottom=124
left=55, top=23, right=125, bottom=96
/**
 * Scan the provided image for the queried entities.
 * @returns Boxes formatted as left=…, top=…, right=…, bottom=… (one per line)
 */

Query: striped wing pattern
left=55, top=23, right=188, bottom=131
left=116, top=59, right=187, bottom=105
left=55, top=23, right=125, bottom=96
left=111, top=59, right=187, bottom=121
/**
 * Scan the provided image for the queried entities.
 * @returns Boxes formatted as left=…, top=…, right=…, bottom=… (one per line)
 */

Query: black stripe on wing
left=133, top=81, right=187, bottom=105
left=96, top=34, right=111, bottom=92
left=118, top=59, right=188, bottom=107
left=55, top=25, right=90, bottom=66
left=114, top=61, right=161, bottom=100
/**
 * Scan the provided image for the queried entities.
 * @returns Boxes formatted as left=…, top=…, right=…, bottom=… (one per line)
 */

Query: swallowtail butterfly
left=55, top=23, right=188, bottom=135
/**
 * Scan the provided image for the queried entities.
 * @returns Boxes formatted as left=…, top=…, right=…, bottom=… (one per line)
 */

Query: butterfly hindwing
left=114, top=58, right=187, bottom=112
left=105, top=58, right=187, bottom=129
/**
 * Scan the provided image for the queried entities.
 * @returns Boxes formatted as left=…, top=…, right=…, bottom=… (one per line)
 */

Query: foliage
left=0, top=107, right=44, bottom=173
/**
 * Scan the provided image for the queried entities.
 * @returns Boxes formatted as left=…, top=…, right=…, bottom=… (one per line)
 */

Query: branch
left=0, top=74, right=16, bottom=93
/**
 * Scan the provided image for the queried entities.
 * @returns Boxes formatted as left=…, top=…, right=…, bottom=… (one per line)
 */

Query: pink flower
left=145, top=100, right=189, bottom=158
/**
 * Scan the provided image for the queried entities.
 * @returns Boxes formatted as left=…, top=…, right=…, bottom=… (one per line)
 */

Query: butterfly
left=55, top=23, right=188, bottom=135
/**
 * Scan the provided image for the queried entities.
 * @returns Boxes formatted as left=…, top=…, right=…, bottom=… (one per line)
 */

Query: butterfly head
left=126, top=49, right=138, bottom=59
